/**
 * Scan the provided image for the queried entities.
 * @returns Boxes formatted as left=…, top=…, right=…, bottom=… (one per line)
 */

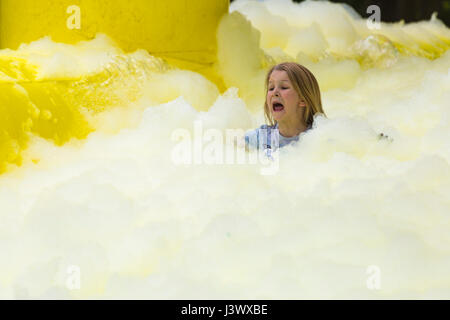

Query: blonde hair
left=264, top=62, right=326, bottom=127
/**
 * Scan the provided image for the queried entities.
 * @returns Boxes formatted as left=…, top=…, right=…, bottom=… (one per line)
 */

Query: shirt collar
left=274, top=122, right=312, bottom=136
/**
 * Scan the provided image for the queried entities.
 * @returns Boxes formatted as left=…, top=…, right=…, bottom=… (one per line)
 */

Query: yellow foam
left=0, top=0, right=228, bottom=173
left=0, top=0, right=228, bottom=68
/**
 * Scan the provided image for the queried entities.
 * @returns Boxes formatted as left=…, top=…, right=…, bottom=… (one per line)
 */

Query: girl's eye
left=268, top=86, right=288, bottom=91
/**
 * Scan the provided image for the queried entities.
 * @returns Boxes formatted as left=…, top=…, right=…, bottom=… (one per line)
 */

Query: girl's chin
left=272, top=111, right=285, bottom=120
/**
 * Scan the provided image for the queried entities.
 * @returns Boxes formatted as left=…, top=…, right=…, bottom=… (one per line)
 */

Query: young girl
left=245, top=62, right=326, bottom=151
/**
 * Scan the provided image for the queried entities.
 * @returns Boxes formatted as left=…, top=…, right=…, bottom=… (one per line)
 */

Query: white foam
left=0, top=0, right=449, bottom=299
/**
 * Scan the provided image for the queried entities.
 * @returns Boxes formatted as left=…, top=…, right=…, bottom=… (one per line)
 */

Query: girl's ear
left=299, top=100, right=306, bottom=107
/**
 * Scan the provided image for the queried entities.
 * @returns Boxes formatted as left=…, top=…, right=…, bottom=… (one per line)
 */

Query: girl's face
left=267, top=70, right=305, bottom=123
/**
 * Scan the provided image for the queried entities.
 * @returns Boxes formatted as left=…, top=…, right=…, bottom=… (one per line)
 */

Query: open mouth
left=273, top=102, right=284, bottom=112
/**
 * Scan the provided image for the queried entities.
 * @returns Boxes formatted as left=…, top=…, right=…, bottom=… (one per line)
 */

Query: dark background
left=230, top=0, right=450, bottom=27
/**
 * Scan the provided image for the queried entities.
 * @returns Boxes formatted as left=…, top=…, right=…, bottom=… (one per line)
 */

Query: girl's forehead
left=269, top=70, right=290, bottom=82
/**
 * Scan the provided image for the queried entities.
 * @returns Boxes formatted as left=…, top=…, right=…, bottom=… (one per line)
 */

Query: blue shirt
left=245, top=123, right=311, bottom=151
